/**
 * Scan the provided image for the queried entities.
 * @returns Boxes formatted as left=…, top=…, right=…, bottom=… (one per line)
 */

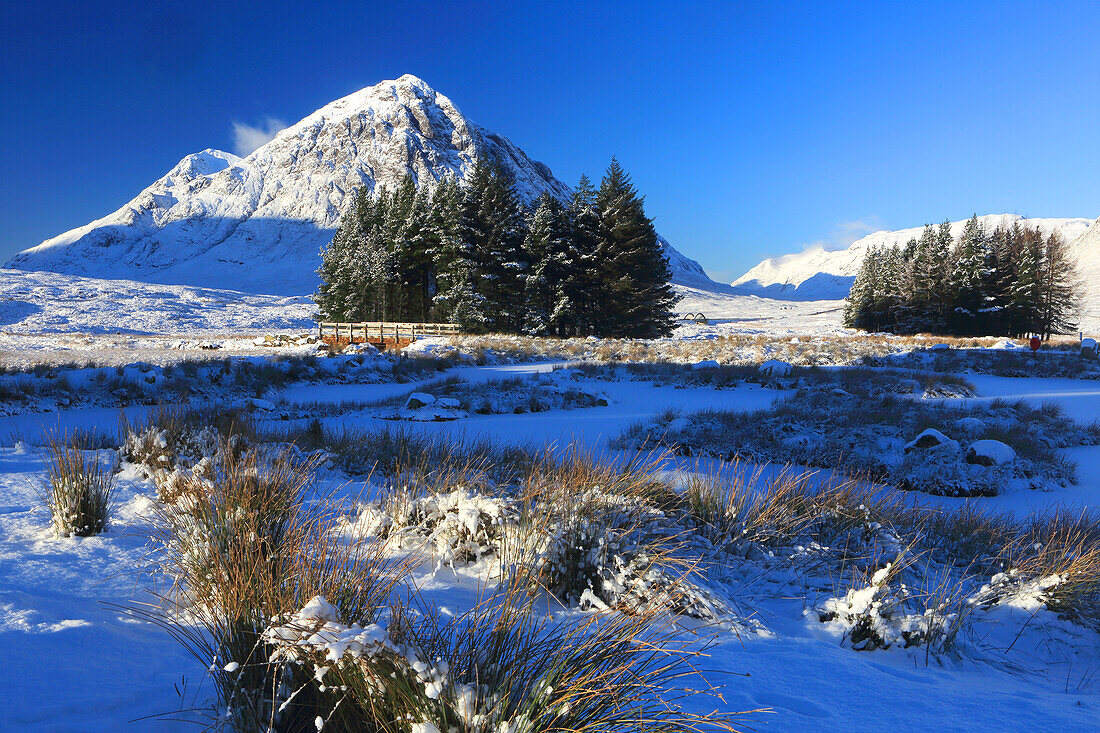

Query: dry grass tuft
left=40, top=434, right=117, bottom=537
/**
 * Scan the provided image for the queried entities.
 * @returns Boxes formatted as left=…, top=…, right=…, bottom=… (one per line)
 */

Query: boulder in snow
left=405, top=393, right=436, bottom=410
left=953, top=417, right=987, bottom=433
left=904, top=428, right=952, bottom=453
left=692, top=359, right=720, bottom=370
left=966, top=440, right=1016, bottom=466
left=760, top=359, right=792, bottom=377
left=1082, top=337, right=1097, bottom=359
left=436, top=397, right=461, bottom=409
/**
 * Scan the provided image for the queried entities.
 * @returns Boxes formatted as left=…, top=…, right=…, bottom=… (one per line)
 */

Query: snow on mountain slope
left=1069, top=216, right=1100, bottom=327
left=8, top=74, right=717, bottom=295
left=732, top=215, right=1095, bottom=300
left=0, top=268, right=314, bottom=336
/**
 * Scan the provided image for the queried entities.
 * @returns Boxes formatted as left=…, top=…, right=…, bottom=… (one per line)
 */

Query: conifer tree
left=907, top=225, right=940, bottom=331
left=523, top=193, right=575, bottom=335
left=1036, top=231, right=1082, bottom=339
left=566, top=174, right=603, bottom=336
left=345, top=188, right=400, bottom=322
left=843, top=246, right=879, bottom=331
left=389, top=175, right=434, bottom=322
left=595, top=159, right=678, bottom=338
left=315, top=189, right=366, bottom=321
left=460, top=159, right=528, bottom=332
left=430, top=178, right=486, bottom=330
left=949, top=215, right=990, bottom=334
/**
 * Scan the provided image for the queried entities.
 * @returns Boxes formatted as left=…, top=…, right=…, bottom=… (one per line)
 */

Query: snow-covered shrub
left=120, top=404, right=251, bottom=472
left=872, top=346, right=1100, bottom=380
left=572, top=361, right=973, bottom=398
left=41, top=436, right=118, bottom=537
left=512, top=475, right=723, bottom=619
left=813, top=559, right=974, bottom=658
left=340, top=486, right=518, bottom=568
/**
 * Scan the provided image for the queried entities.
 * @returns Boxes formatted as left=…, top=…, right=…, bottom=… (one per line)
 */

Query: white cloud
left=231, top=117, right=288, bottom=156
left=795, top=216, right=884, bottom=254
left=833, top=217, right=883, bottom=248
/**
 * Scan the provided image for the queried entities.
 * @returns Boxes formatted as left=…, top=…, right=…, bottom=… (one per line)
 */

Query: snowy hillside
left=7, top=75, right=716, bottom=296
left=733, top=215, right=1095, bottom=300
left=1069, top=216, right=1100, bottom=326
left=0, top=268, right=314, bottom=336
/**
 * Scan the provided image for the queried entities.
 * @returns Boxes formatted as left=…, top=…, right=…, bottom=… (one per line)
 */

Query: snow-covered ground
left=4, top=348, right=1100, bottom=731
left=0, top=268, right=315, bottom=337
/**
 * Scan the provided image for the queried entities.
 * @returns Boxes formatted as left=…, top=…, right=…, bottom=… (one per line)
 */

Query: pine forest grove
left=843, top=215, right=1084, bottom=338
left=314, top=159, right=679, bottom=338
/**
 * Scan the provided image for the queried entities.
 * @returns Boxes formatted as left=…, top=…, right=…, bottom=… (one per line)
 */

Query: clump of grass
left=506, top=450, right=724, bottom=618
left=999, top=509, right=1100, bottom=627
left=40, top=434, right=117, bottom=537
left=139, top=442, right=749, bottom=731
left=393, top=578, right=748, bottom=732
left=141, top=444, right=411, bottom=731
left=266, top=421, right=541, bottom=484
left=120, top=403, right=254, bottom=470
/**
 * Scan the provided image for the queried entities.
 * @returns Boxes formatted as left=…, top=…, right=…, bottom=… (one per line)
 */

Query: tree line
left=314, top=158, right=679, bottom=338
left=843, top=216, right=1083, bottom=338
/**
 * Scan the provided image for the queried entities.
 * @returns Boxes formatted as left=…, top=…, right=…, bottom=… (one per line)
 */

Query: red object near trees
left=1030, top=336, right=1042, bottom=352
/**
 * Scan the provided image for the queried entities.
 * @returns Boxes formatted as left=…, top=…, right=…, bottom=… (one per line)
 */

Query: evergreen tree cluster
left=844, top=216, right=1083, bottom=338
left=315, top=159, right=679, bottom=338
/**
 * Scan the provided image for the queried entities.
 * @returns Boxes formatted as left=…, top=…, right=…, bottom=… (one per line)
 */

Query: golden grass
left=40, top=434, right=117, bottom=537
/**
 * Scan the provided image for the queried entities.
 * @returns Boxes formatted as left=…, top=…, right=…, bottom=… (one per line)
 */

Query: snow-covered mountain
left=732, top=215, right=1095, bottom=301
left=9, top=74, right=716, bottom=296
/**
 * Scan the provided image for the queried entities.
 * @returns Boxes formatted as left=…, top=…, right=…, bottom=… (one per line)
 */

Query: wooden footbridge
left=317, top=321, right=462, bottom=350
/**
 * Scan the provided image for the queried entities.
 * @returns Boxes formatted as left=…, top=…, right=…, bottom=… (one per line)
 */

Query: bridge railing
left=317, top=321, right=463, bottom=343
left=679, top=312, right=708, bottom=324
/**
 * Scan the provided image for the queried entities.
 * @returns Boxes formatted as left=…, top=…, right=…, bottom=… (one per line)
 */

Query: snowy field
left=3, top=271, right=1100, bottom=730
left=0, top=269, right=856, bottom=368
left=2, top=329, right=1100, bottom=731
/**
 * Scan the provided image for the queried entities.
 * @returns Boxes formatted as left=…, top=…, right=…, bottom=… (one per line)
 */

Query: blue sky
left=2, top=1, right=1098, bottom=282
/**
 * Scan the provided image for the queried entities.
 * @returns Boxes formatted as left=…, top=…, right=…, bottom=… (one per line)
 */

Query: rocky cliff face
left=10, top=74, right=714, bottom=295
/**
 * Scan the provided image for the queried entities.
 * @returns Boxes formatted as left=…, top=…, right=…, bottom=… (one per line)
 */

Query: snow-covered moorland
left=4, top=329, right=1100, bottom=731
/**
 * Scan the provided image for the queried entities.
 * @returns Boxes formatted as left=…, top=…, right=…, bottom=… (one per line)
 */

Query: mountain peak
left=8, top=77, right=716, bottom=296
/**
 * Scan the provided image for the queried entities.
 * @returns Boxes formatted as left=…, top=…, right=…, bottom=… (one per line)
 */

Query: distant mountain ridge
left=8, top=74, right=717, bottom=296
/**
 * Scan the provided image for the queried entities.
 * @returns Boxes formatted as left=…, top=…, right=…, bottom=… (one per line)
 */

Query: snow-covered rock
left=966, top=440, right=1016, bottom=466
left=760, top=359, right=793, bottom=376
left=405, top=392, right=436, bottom=409
left=8, top=75, right=715, bottom=295
left=904, top=428, right=953, bottom=453
left=953, top=417, right=987, bottom=433
left=436, top=397, right=461, bottom=409
left=692, top=359, right=720, bottom=370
